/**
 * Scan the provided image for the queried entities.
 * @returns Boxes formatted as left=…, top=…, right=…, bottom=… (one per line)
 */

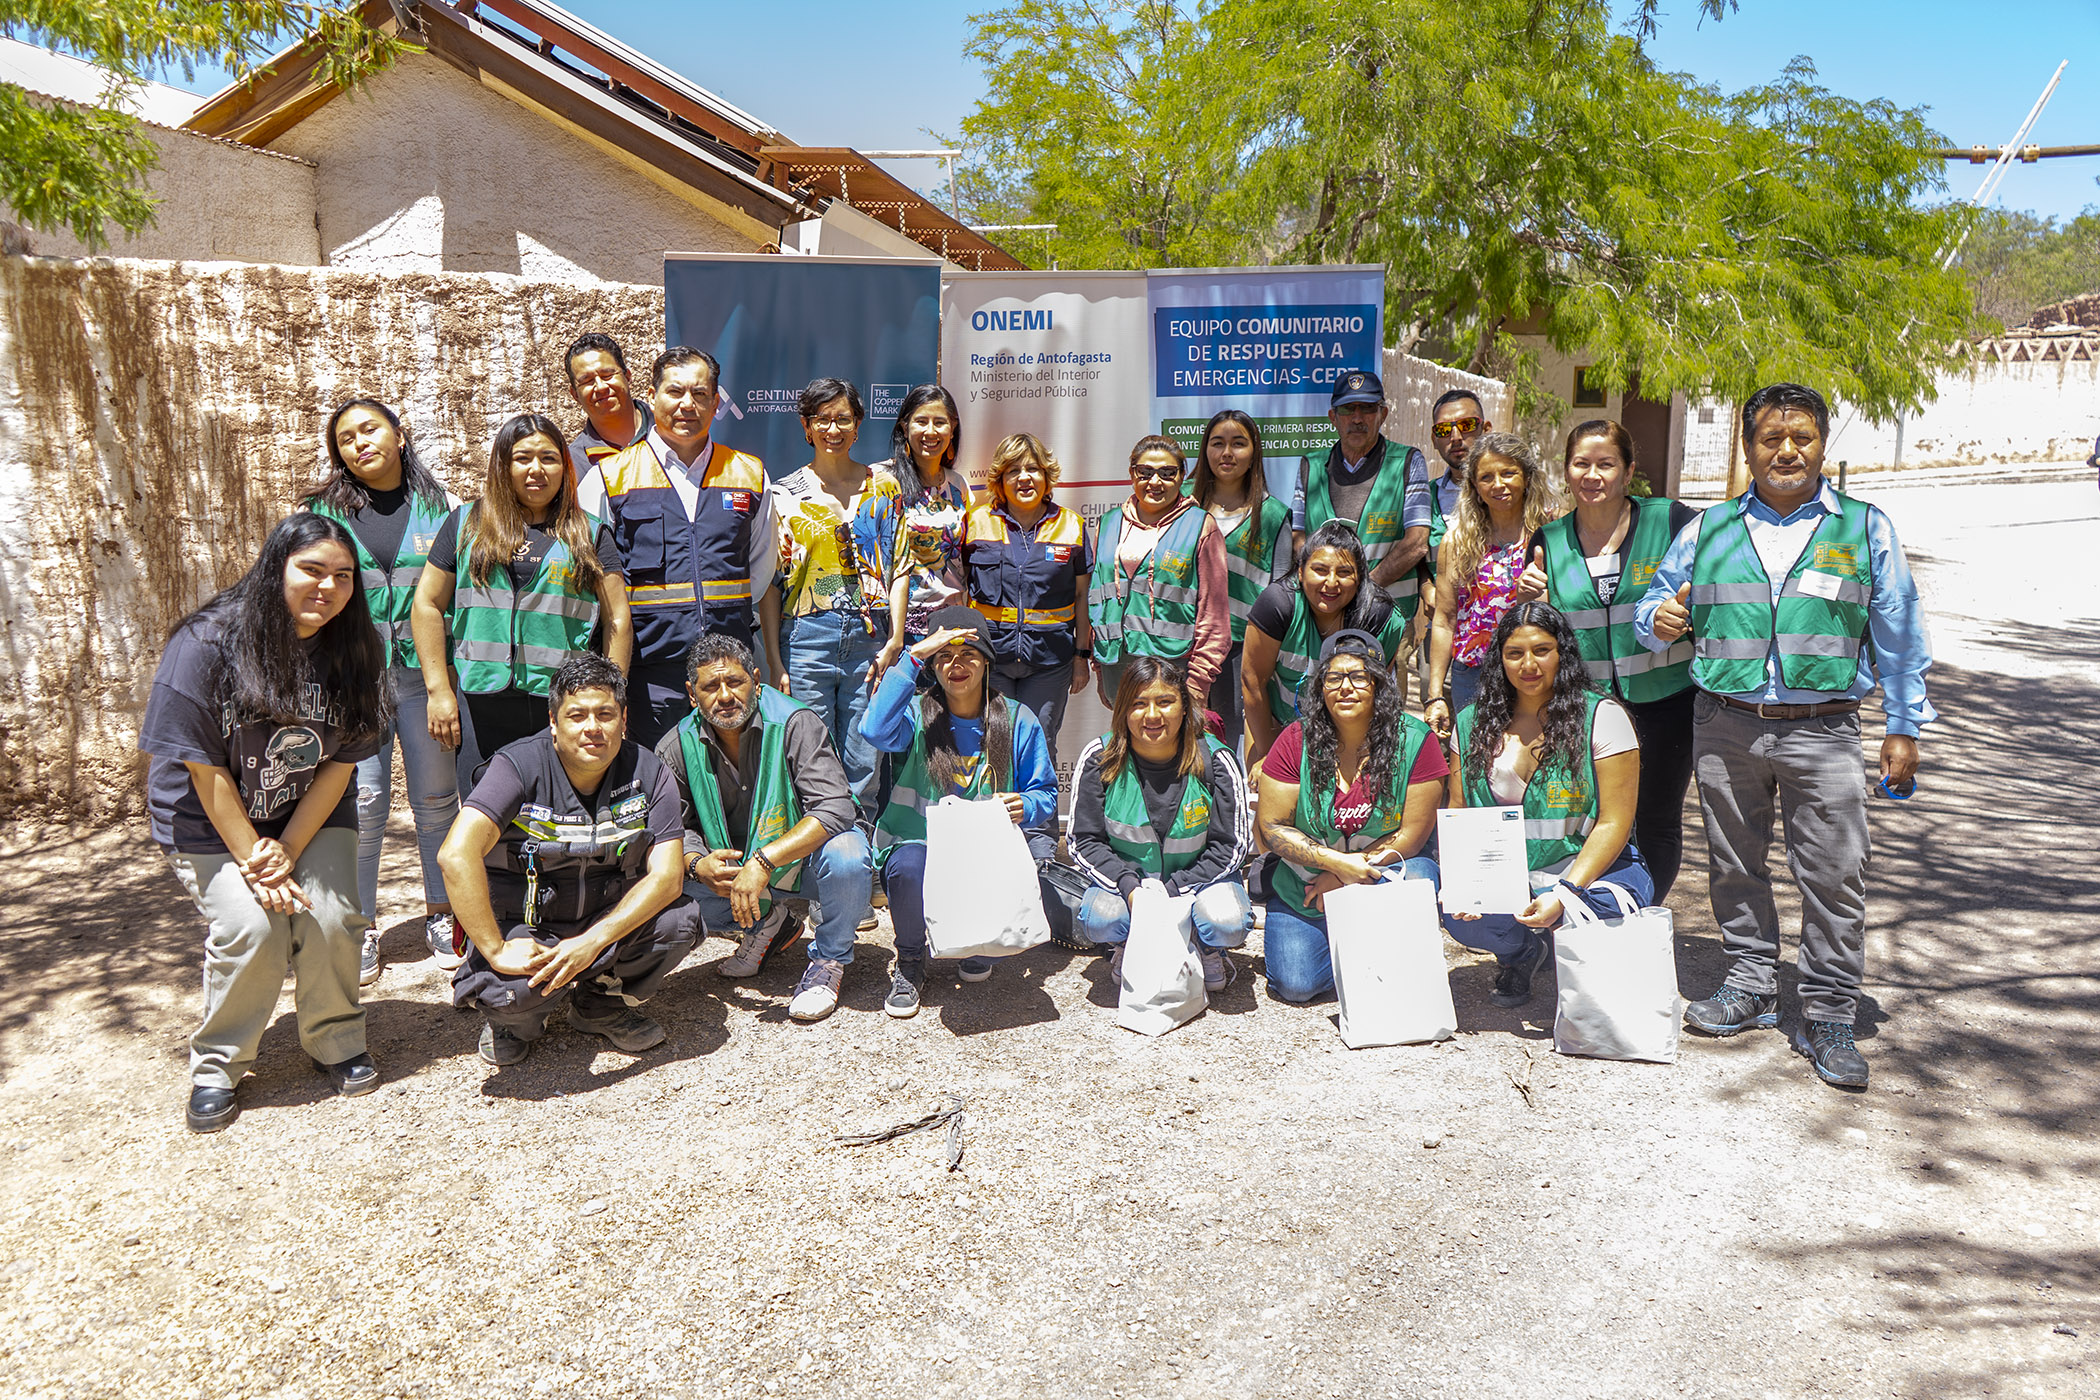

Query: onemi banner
left=665, top=252, right=942, bottom=478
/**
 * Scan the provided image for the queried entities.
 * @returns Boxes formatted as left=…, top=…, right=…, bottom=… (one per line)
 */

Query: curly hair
left=1443, top=431, right=1555, bottom=591
left=1463, top=602, right=1599, bottom=791
left=1298, top=639, right=1406, bottom=824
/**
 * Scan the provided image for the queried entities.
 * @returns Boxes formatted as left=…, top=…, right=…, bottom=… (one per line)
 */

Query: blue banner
left=664, top=254, right=942, bottom=479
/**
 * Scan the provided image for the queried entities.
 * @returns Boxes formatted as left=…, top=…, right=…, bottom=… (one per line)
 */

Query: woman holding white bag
left=1256, top=631, right=1447, bottom=1003
left=1446, top=601, right=1653, bottom=1009
left=862, top=605, right=1060, bottom=1018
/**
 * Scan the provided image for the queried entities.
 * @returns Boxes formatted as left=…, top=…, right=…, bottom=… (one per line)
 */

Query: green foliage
left=1957, top=206, right=2100, bottom=331
left=959, top=0, right=1974, bottom=421
left=0, top=2, right=411, bottom=247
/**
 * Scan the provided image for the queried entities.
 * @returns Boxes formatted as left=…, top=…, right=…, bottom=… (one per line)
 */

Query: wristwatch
left=1075, top=648, right=1093, bottom=660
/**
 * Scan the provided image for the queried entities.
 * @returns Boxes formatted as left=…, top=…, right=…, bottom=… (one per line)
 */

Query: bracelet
left=686, top=853, right=705, bottom=881
left=1075, top=649, right=1093, bottom=660
left=751, top=849, right=777, bottom=873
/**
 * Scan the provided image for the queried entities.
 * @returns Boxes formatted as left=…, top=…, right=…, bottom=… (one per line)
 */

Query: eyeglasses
left=1130, top=465, right=1181, bottom=482
left=810, top=416, right=858, bottom=431
left=1322, top=670, right=1375, bottom=693
left=1430, top=416, right=1483, bottom=439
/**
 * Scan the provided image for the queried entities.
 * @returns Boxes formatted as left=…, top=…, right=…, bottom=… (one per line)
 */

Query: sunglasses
left=1131, top=465, right=1182, bottom=482
left=1430, top=416, right=1483, bottom=439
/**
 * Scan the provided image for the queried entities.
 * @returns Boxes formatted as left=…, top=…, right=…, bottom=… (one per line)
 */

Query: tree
left=0, top=2, right=410, bottom=248
left=1958, top=207, right=2100, bottom=331
left=959, top=0, right=1974, bottom=422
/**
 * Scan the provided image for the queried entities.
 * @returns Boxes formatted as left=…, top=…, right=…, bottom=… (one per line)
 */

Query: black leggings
left=1625, top=687, right=1696, bottom=903
left=457, top=690, right=551, bottom=798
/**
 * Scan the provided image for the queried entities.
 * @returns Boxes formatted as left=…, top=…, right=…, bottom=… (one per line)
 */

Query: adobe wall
left=0, top=255, right=662, bottom=822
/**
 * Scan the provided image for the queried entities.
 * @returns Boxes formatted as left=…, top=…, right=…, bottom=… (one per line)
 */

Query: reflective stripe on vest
left=874, top=696, right=1011, bottom=848
left=675, top=690, right=808, bottom=914
left=1454, top=693, right=1602, bottom=880
left=1088, top=502, right=1207, bottom=664
left=1100, top=734, right=1225, bottom=875
left=451, top=508, right=603, bottom=697
left=960, top=502, right=1086, bottom=657
left=1687, top=492, right=1872, bottom=694
left=1269, top=716, right=1431, bottom=922
left=1215, top=497, right=1293, bottom=640
left=310, top=494, right=451, bottom=668
left=599, top=438, right=765, bottom=663
left=1541, top=497, right=1692, bottom=703
left=1264, top=591, right=1408, bottom=726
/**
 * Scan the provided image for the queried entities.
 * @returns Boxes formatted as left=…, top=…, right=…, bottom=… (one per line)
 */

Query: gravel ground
left=3, top=480, right=2094, bottom=1399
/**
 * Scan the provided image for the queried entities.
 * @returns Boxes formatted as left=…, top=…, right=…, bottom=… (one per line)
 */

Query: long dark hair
left=1299, top=637, right=1406, bottom=822
left=313, top=397, right=449, bottom=514
left=1288, top=519, right=1392, bottom=633
left=1098, top=656, right=1205, bottom=785
left=888, top=384, right=961, bottom=506
left=173, top=512, right=391, bottom=745
left=1189, top=409, right=1266, bottom=511
left=921, top=668, right=1014, bottom=794
left=465, top=414, right=602, bottom=592
left=1463, top=602, right=1597, bottom=790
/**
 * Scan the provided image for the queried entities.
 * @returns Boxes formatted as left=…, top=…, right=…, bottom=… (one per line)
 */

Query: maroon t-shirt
left=1263, top=722, right=1448, bottom=834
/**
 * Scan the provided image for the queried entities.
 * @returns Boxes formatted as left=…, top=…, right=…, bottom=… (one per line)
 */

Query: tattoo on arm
left=1260, top=819, right=1330, bottom=871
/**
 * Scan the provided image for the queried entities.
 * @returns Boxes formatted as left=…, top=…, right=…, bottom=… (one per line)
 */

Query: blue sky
left=158, top=0, right=2100, bottom=223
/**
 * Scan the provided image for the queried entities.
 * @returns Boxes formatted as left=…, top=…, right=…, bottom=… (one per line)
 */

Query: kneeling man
left=440, top=654, right=698, bottom=1065
left=657, top=634, right=873, bottom=1022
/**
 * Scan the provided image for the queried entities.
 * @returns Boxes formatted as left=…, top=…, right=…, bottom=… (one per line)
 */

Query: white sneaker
left=426, top=913, right=463, bottom=971
left=788, top=958, right=846, bottom=1021
left=358, top=929, right=382, bottom=986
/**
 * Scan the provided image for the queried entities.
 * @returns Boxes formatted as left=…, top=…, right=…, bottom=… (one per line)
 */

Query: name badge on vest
left=720, top=490, right=755, bottom=514
left=1797, top=569, right=1848, bottom=601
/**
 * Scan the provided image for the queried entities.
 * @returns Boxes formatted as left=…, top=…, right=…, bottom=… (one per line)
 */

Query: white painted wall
left=1380, top=349, right=1512, bottom=458
left=269, top=52, right=756, bottom=284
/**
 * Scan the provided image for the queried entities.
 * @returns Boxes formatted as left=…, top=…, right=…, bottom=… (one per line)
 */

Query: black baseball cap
left=921, top=604, right=996, bottom=661
left=1330, top=370, right=1384, bottom=409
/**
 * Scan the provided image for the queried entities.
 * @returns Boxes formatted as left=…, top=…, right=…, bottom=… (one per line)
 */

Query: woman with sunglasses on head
left=410, top=413, right=631, bottom=799
left=1240, top=520, right=1410, bottom=771
left=305, top=397, right=461, bottom=983
left=1510, top=420, right=1699, bottom=899
left=764, top=378, right=901, bottom=817
left=1188, top=410, right=1293, bottom=751
left=1255, top=631, right=1446, bottom=1004
left=141, top=512, right=393, bottom=1132
left=1089, top=434, right=1231, bottom=709
left=1424, top=432, right=1556, bottom=740
left=876, top=385, right=971, bottom=649
left=1068, top=656, right=1253, bottom=993
left=862, top=606, right=1061, bottom=1017
left=957, top=432, right=1094, bottom=769
left=1446, top=602, right=1652, bottom=1009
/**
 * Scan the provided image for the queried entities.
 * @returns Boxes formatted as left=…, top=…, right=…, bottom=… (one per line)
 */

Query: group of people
left=141, top=337, right=1932, bottom=1134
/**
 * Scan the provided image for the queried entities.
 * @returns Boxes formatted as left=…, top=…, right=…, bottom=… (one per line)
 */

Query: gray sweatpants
left=166, top=826, right=369, bottom=1088
left=1692, top=693, right=1872, bottom=1024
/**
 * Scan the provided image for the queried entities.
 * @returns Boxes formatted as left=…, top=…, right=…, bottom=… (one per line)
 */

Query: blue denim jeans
left=783, top=609, right=883, bottom=814
left=1447, top=850, right=1654, bottom=964
left=881, top=830, right=1059, bottom=965
left=1077, top=882, right=1252, bottom=950
left=684, top=828, right=873, bottom=966
left=355, top=666, right=459, bottom=917
left=1260, top=855, right=1441, bottom=1003
left=1447, top=660, right=1484, bottom=718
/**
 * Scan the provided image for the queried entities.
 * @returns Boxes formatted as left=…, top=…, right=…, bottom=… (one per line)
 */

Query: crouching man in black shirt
left=438, top=654, right=698, bottom=1066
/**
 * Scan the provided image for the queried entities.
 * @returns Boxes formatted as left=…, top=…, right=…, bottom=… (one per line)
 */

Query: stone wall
left=0, top=255, right=663, bottom=822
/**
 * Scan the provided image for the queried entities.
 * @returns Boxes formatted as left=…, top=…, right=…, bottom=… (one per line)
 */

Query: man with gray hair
left=654, top=633, right=874, bottom=1022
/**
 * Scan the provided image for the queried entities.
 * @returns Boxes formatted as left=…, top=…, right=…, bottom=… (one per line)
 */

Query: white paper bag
left=1550, top=881, right=1680, bottom=1064
left=1322, top=874, right=1455, bottom=1048
left=1115, top=881, right=1203, bottom=1036
left=921, top=796, right=1051, bottom=961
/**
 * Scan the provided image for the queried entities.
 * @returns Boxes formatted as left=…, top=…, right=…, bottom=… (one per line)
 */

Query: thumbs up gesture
left=1652, top=581, right=1693, bottom=642
left=1512, top=545, right=1549, bottom=602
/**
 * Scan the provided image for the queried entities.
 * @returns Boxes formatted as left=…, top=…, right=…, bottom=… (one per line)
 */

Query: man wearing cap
left=1636, top=382, right=1933, bottom=1091
left=1297, top=369, right=1433, bottom=630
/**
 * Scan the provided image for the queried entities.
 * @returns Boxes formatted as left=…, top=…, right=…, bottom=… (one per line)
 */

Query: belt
left=1713, top=694, right=1861, bottom=720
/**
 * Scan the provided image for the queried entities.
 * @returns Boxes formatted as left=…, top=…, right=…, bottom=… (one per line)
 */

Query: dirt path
left=3, top=480, right=2094, bottom=1400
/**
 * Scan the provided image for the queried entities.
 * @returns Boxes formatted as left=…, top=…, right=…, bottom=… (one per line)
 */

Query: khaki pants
left=167, top=826, right=369, bottom=1088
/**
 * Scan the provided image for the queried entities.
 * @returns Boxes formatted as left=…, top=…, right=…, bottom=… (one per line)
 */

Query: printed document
left=1436, top=806, right=1532, bottom=916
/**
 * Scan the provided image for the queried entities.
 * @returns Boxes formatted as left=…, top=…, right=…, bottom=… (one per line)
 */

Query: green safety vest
left=874, top=695, right=1012, bottom=847
left=675, top=688, right=809, bottom=913
left=1270, top=716, right=1431, bottom=921
left=1302, top=438, right=1425, bottom=621
left=1263, top=591, right=1410, bottom=726
left=1541, top=497, right=1693, bottom=704
left=310, top=493, right=452, bottom=668
left=1688, top=492, right=1873, bottom=695
left=450, top=507, right=604, bottom=697
left=1088, top=502, right=1207, bottom=666
left=1455, top=692, right=1602, bottom=884
left=1216, top=497, right=1294, bottom=642
left=1100, top=734, right=1226, bottom=876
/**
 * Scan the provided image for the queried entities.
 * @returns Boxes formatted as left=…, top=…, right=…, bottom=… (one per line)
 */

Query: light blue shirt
left=1633, top=481, right=1936, bottom=737
left=860, top=655, right=1060, bottom=829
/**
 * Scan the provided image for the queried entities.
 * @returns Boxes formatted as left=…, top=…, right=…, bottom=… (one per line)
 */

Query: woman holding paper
left=1241, top=520, right=1410, bottom=769
left=1255, top=631, right=1447, bottom=1003
left=1446, top=601, right=1653, bottom=1008
left=1424, top=433, right=1556, bottom=738
left=1068, top=656, right=1254, bottom=992
left=861, top=605, right=1060, bottom=1018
